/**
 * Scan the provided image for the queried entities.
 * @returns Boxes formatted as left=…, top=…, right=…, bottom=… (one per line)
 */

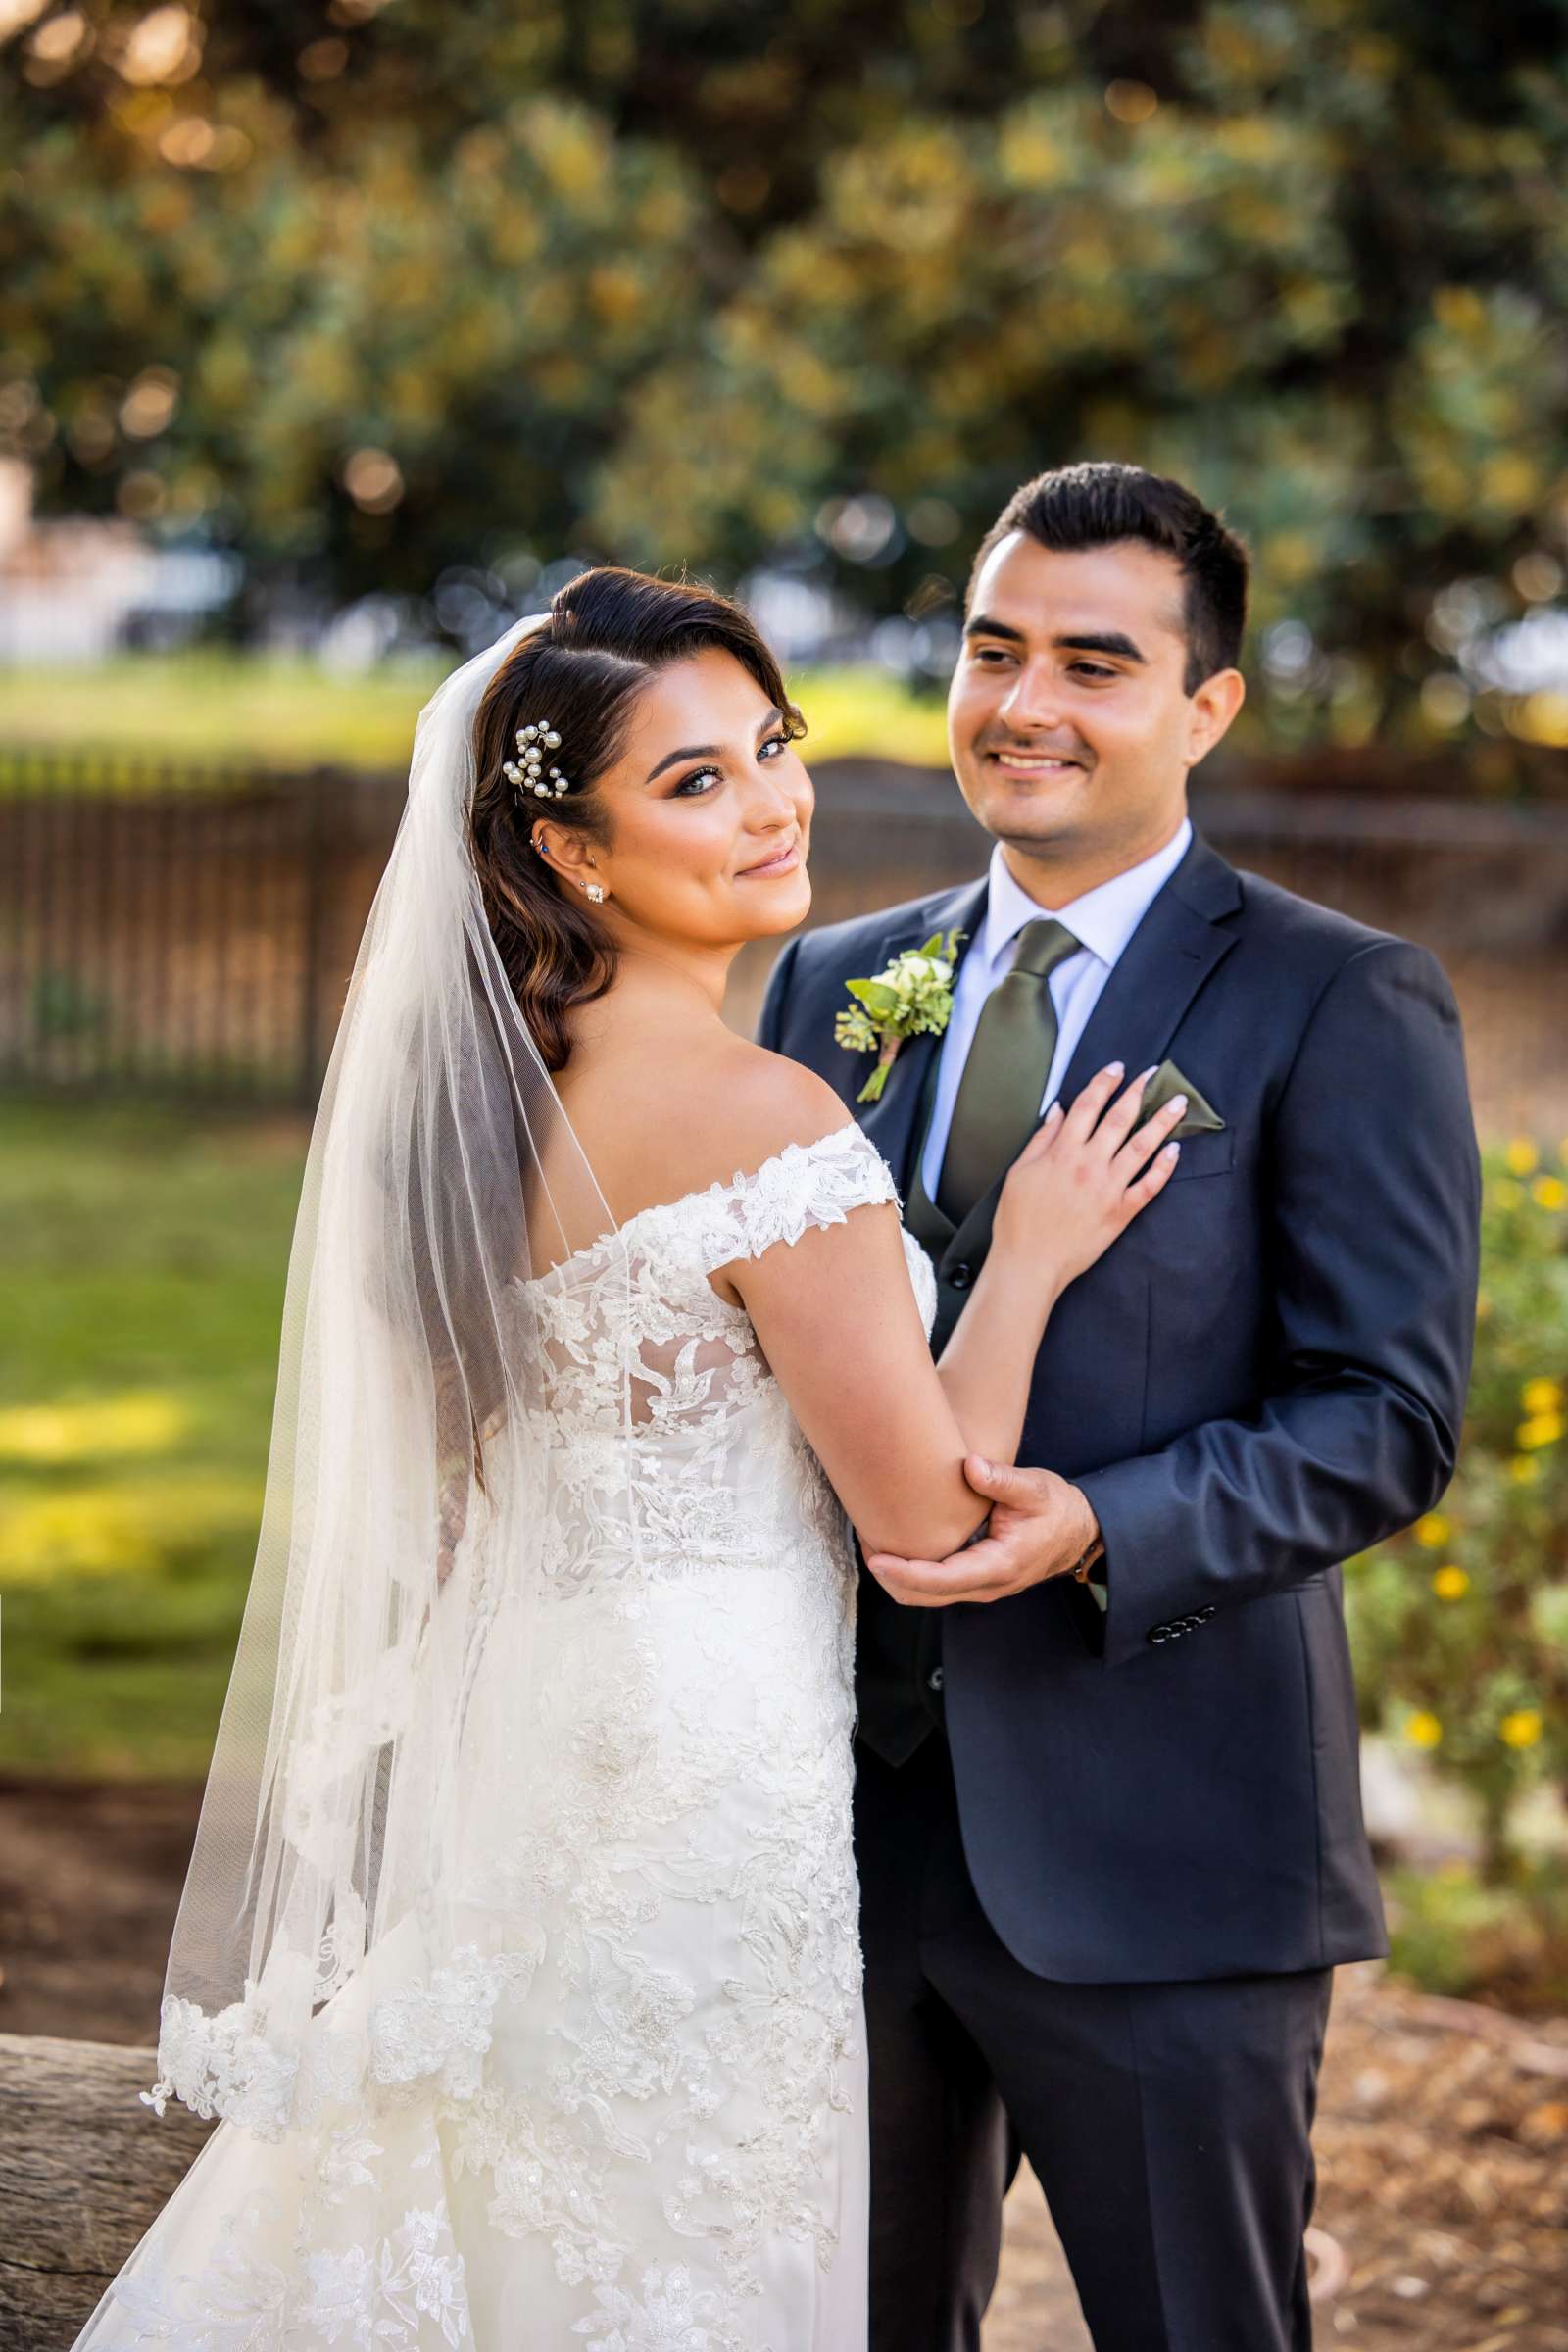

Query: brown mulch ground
left=3, top=1777, right=1566, bottom=2351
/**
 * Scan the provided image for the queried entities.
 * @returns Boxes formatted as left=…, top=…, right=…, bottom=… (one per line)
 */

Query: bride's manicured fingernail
left=1139, top=1064, right=1159, bottom=1083
left=1105, top=1060, right=1125, bottom=1077
left=1168, top=1094, right=1188, bottom=1116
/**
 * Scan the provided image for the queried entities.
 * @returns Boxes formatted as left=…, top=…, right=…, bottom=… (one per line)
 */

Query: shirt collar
left=981, top=815, right=1194, bottom=973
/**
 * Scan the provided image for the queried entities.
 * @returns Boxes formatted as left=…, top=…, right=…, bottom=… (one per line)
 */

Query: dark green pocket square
left=1134, top=1059, right=1225, bottom=1142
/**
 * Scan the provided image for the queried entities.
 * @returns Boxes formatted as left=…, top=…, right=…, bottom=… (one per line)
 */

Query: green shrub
left=1381, top=1858, right=1568, bottom=2006
left=1348, top=1140, right=1568, bottom=1881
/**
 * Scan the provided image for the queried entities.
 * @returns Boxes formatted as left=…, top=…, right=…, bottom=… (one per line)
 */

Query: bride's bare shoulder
left=578, top=1038, right=856, bottom=1222
left=662, top=1038, right=855, bottom=1183
left=702, top=1037, right=854, bottom=1159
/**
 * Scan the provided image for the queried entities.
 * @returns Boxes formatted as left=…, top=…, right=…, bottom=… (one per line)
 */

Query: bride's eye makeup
left=669, top=732, right=791, bottom=798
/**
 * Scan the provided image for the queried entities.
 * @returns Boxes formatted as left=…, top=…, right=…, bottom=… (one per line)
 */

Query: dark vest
left=856, top=1042, right=955, bottom=1763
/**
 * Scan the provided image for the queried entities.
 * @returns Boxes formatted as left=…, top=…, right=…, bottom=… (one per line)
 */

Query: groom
left=758, top=463, right=1481, bottom=2351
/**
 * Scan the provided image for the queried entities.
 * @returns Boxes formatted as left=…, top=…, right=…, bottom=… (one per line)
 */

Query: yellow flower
left=1533, top=1177, right=1568, bottom=1211
left=1413, top=1513, right=1450, bottom=1547
left=1432, top=1565, right=1470, bottom=1599
left=1505, top=1138, right=1540, bottom=1176
left=0, top=1390, right=188, bottom=1463
left=1404, top=1710, right=1444, bottom=1748
left=1522, top=1378, right=1564, bottom=1414
left=1499, top=1709, right=1543, bottom=1750
left=0, top=1472, right=263, bottom=1584
left=1510, top=1454, right=1542, bottom=1484
left=1516, top=1411, right=1563, bottom=1449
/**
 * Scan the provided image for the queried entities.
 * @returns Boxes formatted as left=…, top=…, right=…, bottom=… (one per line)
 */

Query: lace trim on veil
left=146, top=1935, right=543, bottom=2141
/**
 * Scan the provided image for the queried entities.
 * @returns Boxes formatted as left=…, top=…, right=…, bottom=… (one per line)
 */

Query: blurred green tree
left=3, top=0, right=1566, bottom=746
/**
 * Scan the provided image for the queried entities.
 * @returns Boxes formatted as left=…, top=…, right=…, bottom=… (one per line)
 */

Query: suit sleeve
left=756, top=935, right=801, bottom=1052
left=1075, top=938, right=1482, bottom=1669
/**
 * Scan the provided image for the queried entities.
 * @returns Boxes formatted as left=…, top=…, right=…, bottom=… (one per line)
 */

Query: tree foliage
left=5, top=1, right=1568, bottom=742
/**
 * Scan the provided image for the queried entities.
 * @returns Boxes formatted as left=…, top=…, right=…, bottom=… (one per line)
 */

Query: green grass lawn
left=0, top=1097, right=309, bottom=1780
left=0, top=654, right=952, bottom=776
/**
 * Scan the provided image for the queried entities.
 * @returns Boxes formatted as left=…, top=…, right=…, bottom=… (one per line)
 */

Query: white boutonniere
left=834, top=928, right=965, bottom=1103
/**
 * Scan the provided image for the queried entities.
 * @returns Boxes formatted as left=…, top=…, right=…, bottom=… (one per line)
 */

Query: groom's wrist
left=1065, top=1489, right=1105, bottom=1584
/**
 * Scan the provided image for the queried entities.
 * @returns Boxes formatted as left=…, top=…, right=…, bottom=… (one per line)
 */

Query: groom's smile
left=985, top=743, right=1092, bottom=778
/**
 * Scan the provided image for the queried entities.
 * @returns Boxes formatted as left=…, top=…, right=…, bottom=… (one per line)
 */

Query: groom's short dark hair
left=967, top=463, right=1250, bottom=693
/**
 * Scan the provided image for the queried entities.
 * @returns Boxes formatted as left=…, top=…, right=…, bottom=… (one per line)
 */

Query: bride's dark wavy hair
left=468, top=566, right=805, bottom=1072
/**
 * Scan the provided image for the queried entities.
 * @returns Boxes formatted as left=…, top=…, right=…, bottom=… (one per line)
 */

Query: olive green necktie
left=936, top=917, right=1082, bottom=1226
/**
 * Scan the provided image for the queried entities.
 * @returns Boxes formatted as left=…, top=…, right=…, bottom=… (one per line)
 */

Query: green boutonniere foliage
left=834, top=929, right=965, bottom=1103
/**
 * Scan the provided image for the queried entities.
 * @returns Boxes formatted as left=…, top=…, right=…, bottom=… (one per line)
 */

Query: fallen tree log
left=0, top=2033, right=214, bottom=2351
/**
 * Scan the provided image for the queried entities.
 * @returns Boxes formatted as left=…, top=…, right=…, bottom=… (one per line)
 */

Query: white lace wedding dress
left=72, top=1120, right=936, bottom=2352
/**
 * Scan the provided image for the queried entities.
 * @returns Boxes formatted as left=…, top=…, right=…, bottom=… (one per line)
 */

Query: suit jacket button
left=927, top=1666, right=945, bottom=1692
left=948, top=1262, right=973, bottom=1291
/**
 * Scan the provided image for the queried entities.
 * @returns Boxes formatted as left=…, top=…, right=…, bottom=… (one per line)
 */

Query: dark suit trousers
left=856, top=1735, right=1333, bottom=2352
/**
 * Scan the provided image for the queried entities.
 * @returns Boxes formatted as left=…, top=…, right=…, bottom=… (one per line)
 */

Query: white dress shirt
left=920, top=817, right=1194, bottom=1202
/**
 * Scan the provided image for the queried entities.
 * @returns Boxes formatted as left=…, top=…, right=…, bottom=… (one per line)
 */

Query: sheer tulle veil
left=141, top=613, right=636, bottom=2138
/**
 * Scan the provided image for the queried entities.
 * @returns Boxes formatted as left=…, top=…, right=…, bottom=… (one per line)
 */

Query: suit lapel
left=855, top=875, right=989, bottom=1196
left=1052, top=832, right=1242, bottom=1112
left=936, top=833, right=1244, bottom=1278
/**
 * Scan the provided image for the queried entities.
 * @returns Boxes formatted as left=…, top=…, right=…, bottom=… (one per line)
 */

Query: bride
left=71, top=566, right=1184, bottom=2351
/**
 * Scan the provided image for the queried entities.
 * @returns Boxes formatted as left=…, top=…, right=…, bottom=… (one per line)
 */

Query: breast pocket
left=1119, top=1122, right=1242, bottom=1288
left=1133, top=1127, right=1256, bottom=1448
left=1164, top=1124, right=1236, bottom=1183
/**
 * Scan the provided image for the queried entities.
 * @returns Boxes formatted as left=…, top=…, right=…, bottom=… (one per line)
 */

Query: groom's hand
left=862, top=1458, right=1102, bottom=1607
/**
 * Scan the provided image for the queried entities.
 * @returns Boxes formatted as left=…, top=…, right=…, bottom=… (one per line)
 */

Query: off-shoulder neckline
left=518, top=1116, right=880, bottom=1291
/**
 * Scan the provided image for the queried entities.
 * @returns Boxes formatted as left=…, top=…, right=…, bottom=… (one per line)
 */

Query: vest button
left=948, top=1263, right=973, bottom=1291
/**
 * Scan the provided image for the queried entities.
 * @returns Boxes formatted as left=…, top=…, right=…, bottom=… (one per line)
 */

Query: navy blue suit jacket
left=757, top=829, right=1481, bottom=1983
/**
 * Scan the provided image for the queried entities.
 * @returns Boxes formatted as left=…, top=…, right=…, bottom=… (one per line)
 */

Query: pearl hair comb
left=503, top=720, right=570, bottom=800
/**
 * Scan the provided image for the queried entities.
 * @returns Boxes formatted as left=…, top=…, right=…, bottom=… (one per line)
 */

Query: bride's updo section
left=468, top=566, right=803, bottom=1072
